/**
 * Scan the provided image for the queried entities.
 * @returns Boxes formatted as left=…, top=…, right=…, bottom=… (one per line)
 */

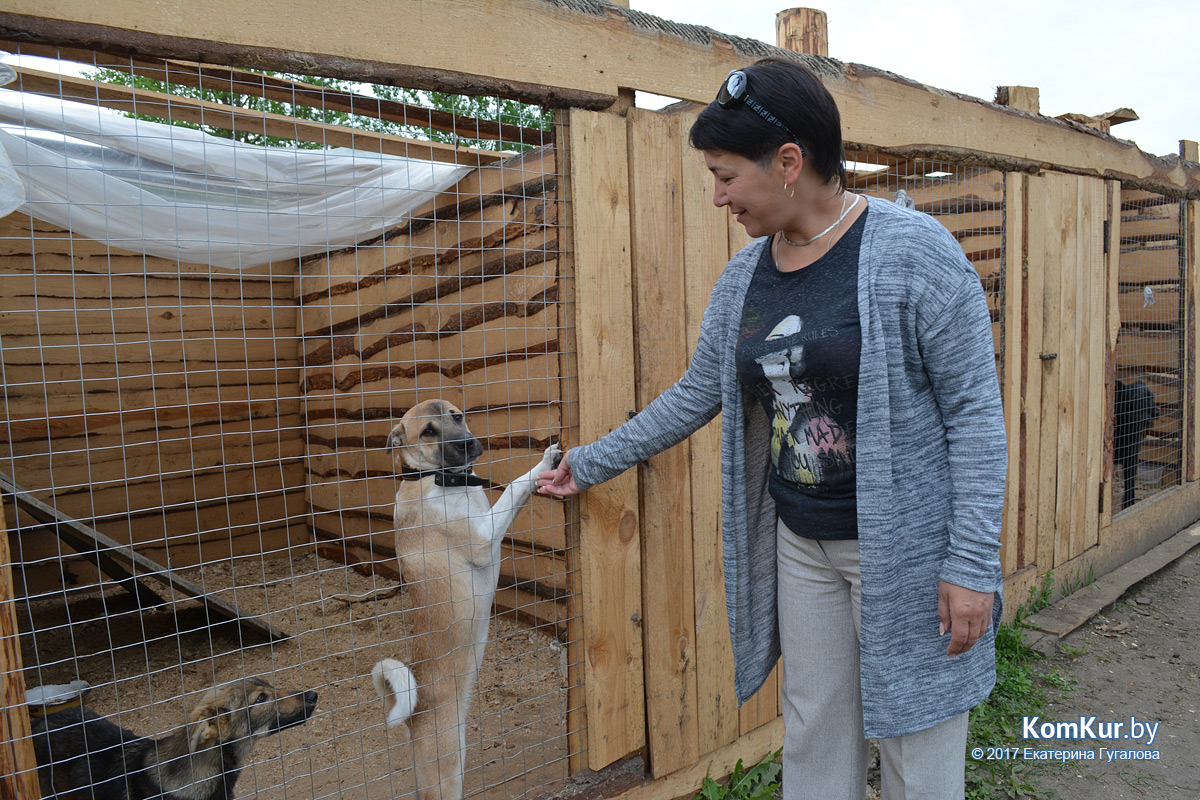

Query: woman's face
left=703, top=148, right=782, bottom=238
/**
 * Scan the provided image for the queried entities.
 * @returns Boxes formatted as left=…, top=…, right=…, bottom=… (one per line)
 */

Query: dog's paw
left=539, top=442, right=563, bottom=472
left=372, top=659, right=418, bottom=727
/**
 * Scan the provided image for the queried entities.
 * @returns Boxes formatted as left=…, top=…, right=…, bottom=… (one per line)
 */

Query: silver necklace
left=780, top=193, right=858, bottom=247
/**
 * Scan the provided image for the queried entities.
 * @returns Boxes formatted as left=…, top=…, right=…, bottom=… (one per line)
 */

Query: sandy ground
left=18, top=549, right=574, bottom=800
left=1022, top=544, right=1200, bottom=799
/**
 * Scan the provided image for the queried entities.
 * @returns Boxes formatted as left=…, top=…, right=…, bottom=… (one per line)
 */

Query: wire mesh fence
left=1114, top=188, right=1186, bottom=511
left=846, top=151, right=1007, bottom=385
left=0, top=44, right=579, bottom=800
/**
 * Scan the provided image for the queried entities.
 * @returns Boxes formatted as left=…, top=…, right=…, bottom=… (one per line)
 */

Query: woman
left=538, top=57, right=1005, bottom=799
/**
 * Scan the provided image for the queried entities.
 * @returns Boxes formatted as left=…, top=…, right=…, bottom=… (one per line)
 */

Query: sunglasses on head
left=716, top=69, right=807, bottom=157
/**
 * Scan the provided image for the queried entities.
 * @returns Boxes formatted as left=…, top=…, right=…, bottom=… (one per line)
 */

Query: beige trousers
left=776, top=520, right=970, bottom=800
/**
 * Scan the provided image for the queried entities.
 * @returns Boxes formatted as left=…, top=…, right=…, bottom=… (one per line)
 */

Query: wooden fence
left=1, top=3, right=1198, bottom=800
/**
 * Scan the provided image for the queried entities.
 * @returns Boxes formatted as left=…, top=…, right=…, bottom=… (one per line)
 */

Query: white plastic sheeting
left=0, top=64, right=22, bottom=218
left=0, top=89, right=472, bottom=269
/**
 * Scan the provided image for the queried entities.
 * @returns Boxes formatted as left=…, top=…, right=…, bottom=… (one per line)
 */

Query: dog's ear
left=387, top=423, right=408, bottom=469
left=386, top=423, right=406, bottom=452
left=187, top=691, right=232, bottom=751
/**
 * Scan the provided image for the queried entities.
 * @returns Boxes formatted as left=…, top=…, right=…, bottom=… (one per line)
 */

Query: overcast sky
left=630, top=0, right=1197, bottom=158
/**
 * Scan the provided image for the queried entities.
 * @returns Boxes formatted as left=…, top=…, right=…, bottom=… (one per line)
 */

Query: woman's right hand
left=537, top=448, right=581, bottom=497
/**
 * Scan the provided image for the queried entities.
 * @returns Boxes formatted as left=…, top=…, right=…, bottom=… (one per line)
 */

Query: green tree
left=83, top=67, right=551, bottom=152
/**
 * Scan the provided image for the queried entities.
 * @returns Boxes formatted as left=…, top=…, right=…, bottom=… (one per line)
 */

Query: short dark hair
left=689, top=57, right=847, bottom=188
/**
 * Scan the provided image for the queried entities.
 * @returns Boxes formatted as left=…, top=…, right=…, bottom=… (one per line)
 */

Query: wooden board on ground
left=1024, top=522, right=1200, bottom=638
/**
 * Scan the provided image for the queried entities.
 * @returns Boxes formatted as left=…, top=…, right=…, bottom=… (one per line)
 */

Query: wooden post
left=1183, top=139, right=1199, bottom=483
left=1081, top=178, right=1107, bottom=557
left=1001, top=173, right=1026, bottom=575
left=556, top=115, right=589, bottom=775
left=628, top=109, right=699, bottom=778
left=0, top=497, right=39, bottom=800
left=1102, top=181, right=1122, bottom=530
left=567, top=108, right=646, bottom=771
left=775, top=7, right=828, bottom=56
left=995, top=86, right=1040, bottom=115
left=679, top=115, right=740, bottom=757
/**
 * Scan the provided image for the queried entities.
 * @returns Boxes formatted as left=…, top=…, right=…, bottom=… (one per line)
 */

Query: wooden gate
left=1012, top=173, right=1120, bottom=575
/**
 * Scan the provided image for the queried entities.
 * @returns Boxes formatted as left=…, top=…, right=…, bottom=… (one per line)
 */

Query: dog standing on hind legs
left=372, top=399, right=560, bottom=800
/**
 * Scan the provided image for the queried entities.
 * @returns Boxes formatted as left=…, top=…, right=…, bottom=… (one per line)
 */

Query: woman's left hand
left=937, top=581, right=994, bottom=657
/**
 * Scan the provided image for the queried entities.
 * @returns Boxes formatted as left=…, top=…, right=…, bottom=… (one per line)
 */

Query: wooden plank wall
left=626, top=108, right=781, bottom=779
left=0, top=213, right=306, bottom=594
left=295, top=146, right=571, bottom=634
left=627, top=109, right=700, bottom=778
left=0, top=5, right=1196, bottom=795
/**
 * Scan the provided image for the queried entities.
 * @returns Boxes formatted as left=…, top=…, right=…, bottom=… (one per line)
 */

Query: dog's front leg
left=480, top=444, right=561, bottom=542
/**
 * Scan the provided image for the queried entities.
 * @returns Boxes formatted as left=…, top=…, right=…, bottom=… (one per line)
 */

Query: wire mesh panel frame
left=0, top=43, right=582, bottom=800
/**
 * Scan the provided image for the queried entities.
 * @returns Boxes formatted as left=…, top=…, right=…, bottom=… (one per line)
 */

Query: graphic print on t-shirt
left=753, top=313, right=854, bottom=486
left=735, top=208, right=865, bottom=539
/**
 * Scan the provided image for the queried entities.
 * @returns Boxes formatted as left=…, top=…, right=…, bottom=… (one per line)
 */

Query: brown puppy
left=31, top=677, right=318, bottom=800
left=372, top=399, right=559, bottom=800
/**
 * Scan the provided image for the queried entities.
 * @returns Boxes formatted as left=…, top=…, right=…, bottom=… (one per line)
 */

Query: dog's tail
left=372, top=659, right=419, bottom=727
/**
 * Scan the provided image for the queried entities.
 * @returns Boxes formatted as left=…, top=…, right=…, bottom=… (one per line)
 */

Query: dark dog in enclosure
left=372, top=399, right=560, bottom=800
left=31, top=677, right=318, bottom=800
left=1114, top=378, right=1160, bottom=510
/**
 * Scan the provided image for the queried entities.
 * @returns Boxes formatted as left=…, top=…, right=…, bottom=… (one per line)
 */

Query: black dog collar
left=401, top=469, right=489, bottom=488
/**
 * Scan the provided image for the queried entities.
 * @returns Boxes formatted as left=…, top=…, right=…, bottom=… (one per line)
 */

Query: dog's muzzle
left=441, top=435, right=483, bottom=468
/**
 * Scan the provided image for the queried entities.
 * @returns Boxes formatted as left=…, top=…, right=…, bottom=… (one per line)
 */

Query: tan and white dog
left=372, top=399, right=560, bottom=800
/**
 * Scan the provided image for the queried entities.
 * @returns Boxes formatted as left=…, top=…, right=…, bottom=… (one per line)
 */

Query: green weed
left=966, top=573, right=1072, bottom=800
left=694, top=748, right=782, bottom=800
left=1059, top=565, right=1096, bottom=598
left=1056, top=641, right=1086, bottom=660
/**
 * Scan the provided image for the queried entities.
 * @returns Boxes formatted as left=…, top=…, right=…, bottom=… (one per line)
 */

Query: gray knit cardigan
left=570, top=196, right=1007, bottom=738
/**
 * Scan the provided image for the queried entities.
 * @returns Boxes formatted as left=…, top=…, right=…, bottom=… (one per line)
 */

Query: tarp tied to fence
left=0, top=89, right=470, bottom=269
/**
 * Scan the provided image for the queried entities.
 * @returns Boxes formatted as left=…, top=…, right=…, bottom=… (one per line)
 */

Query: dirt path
left=1026, top=544, right=1200, bottom=799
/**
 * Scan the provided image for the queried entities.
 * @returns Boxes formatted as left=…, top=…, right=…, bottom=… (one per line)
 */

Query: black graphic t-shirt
left=735, top=207, right=866, bottom=540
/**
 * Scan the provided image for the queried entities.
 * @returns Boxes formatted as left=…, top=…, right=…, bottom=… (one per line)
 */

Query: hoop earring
left=784, top=182, right=795, bottom=199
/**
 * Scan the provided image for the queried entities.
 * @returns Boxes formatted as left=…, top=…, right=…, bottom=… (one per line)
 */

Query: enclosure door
left=1020, top=174, right=1117, bottom=572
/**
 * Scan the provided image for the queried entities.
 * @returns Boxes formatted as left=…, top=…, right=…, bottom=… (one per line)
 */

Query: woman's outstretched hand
left=537, top=448, right=581, bottom=497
